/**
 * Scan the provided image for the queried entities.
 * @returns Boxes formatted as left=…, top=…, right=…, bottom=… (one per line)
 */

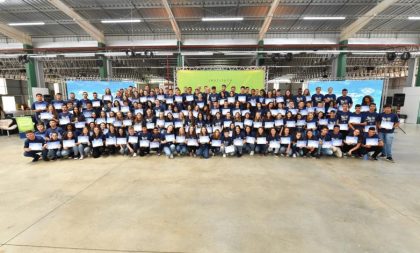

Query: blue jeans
left=244, top=143, right=255, bottom=153
left=379, top=132, right=394, bottom=157
left=48, top=149, right=62, bottom=159
left=176, top=144, right=188, bottom=155
left=196, top=145, right=210, bottom=159
left=163, top=144, right=176, bottom=156
left=24, top=150, right=48, bottom=160
left=318, top=148, right=333, bottom=156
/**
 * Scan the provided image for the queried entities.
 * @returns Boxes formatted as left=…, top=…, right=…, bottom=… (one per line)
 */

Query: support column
left=98, top=42, right=108, bottom=79
left=415, top=58, right=420, bottom=87
left=256, top=40, right=264, bottom=66
left=336, top=40, right=348, bottom=79
left=24, top=44, right=37, bottom=104
left=176, top=41, right=183, bottom=67
left=406, top=58, right=417, bottom=87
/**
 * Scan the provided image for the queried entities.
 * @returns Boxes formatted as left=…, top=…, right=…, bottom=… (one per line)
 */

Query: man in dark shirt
left=376, top=104, right=399, bottom=162
left=23, top=130, right=48, bottom=162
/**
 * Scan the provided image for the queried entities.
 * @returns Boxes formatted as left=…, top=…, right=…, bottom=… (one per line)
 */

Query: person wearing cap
left=376, top=104, right=399, bottom=162
left=336, top=88, right=353, bottom=109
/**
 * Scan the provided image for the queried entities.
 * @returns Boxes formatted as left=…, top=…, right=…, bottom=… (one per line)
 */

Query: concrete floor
left=0, top=125, right=420, bottom=253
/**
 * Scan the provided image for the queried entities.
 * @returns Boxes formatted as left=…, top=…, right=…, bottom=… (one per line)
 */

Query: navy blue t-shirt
left=377, top=113, right=399, bottom=133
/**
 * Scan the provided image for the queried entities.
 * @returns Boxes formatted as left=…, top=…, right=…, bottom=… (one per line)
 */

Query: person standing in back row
left=376, top=104, right=399, bottom=162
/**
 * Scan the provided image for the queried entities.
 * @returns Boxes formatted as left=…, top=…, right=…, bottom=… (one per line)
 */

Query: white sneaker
left=170, top=154, right=174, bottom=159
left=74, top=157, right=78, bottom=160
left=292, top=154, right=296, bottom=158
left=223, top=154, right=226, bottom=158
left=250, top=151, right=254, bottom=156
left=79, top=155, right=84, bottom=160
left=133, top=153, right=137, bottom=157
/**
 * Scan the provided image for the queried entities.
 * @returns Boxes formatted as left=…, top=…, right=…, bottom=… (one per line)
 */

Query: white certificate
left=63, top=139, right=75, bottom=148
left=156, top=119, right=165, bottom=127
left=318, top=119, right=328, bottom=125
left=166, top=98, right=174, bottom=104
left=225, top=145, right=235, bottom=153
left=211, top=109, right=219, bottom=115
left=120, top=106, right=130, bottom=113
left=296, top=140, right=307, bottom=148
left=332, top=139, right=343, bottom=147
left=122, top=120, right=132, bottom=126
left=349, top=117, right=361, bottom=124
left=364, top=125, right=376, bottom=133
left=78, top=136, right=89, bottom=144
left=345, top=136, right=358, bottom=145
left=366, top=138, right=379, bottom=146
left=339, top=124, right=349, bottom=131
left=140, top=97, right=147, bottom=103
left=306, top=122, right=317, bottom=129
left=75, top=122, right=86, bottom=129
left=92, top=139, right=103, bottom=147
left=275, top=120, right=284, bottom=127
left=297, top=120, right=306, bottom=126
left=380, top=121, right=393, bottom=130
left=165, top=134, right=175, bottom=142
left=86, top=118, right=94, bottom=124
left=286, top=121, right=296, bottom=127
left=256, top=137, right=266, bottom=144
left=35, top=103, right=46, bottom=111
left=238, top=96, right=246, bottom=102
left=150, top=142, right=160, bottom=149
left=186, top=95, right=194, bottom=102
left=322, top=141, right=332, bottom=149
left=29, top=142, right=43, bottom=151
left=127, top=136, right=138, bottom=144
left=278, top=109, right=286, bottom=116
left=234, top=122, right=244, bottom=128
left=146, top=123, right=155, bottom=129
left=276, top=96, right=284, bottom=103
left=59, top=117, right=70, bottom=125
left=197, top=102, right=204, bottom=108
left=280, top=137, right=291, bottom=145
left=199, top=136, right=210, bottom=143
left=307, top=140, right=319, bottom=148
left=316, top=107, right=325, bottom=113
left=175, top=96, right=183, bottom=103
left=289, top=109, right=298, bottom=115
left=233, top=139, right=243, bottom=146
left=113, top=121, right=122, bottom=127
left=244, top=119, right=253, bottom=126
left=269, top=141, right=280, bottom=149
left=187, top=139, right=198, bottom=146
left=246, top=136, right=255, bottom=144
left=111, top=107, right=119, bottom=113
left=270, top=109, right=279, bottom=116
left=92, top=101, right=101, bottom=107
left=53, top=103, right=63, bottom=109
left=328, top=124, right=335, bottom=130
left=241, top=110, right=250, bottom=116
left=157, top=95, right=164, bottom=101
left=253, top=122, right=263, bottom=128
left=212, top=140, right=222, bottom=147
left=361, top=106, right=369, bottom=112
left=219, top=99, right=226, bottom=105
left=223, top=121, right=232, bottom=128
left=117, top=138, right=127, bottom=145
left=107, top=117, right=116, bottom=124
left=134, top=124, right=142, bottom=132
left=96, top=118, right=106, bottom=124
left=176, top=136, right=186, bottom=143
left=140, top=140, right=150, bottom=147
left=265, top=122, right=274, bottom=129
left=227, top=97, right=235, bottom=103
left=175, top=121, right=182, bottom=128
left=265, top=98, right=274, bottom=104
left=47, top=141, right=60, bottom=150
left=106, top=138, right=116, bottom=146
left=103, top=95, right=112, bottom=101
left=148, top=97, right=155, bottom=103
left=40, top=112, right=53, bottom=120
left=83, top=111, right=92, bottom=118
left=222, top=108, right=230, bottom=115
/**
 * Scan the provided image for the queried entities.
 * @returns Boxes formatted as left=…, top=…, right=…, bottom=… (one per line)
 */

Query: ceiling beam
left=161, top=0, right=182, bottom=41
left=340, top=0, right=399, bottom=41
left=0, top=23, right=32, bottom=45
left=258, top=0, right=280, bottom=41
left=47, top=0, right=105, bottom=43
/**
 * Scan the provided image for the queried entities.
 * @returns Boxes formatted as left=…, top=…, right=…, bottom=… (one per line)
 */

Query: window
left=0, top=78, right=7, bottom=95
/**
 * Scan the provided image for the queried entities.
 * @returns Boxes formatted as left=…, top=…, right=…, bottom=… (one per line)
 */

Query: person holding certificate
left=23, top=130, right=48, bottom=162
left=91, top=126, right=105, bottom=158
left=292, top=131, right=306, bottom=158
left=127, top=127, right=139, bottom=157
left=317, top=126, right=335, bottom=158
left=46, top=132, right=62, bottom=160
left=76, top=127, right=91, bottom=159
left=210, top=129, right=223, bottom=156
left=150, top=127, right=163, bottom=156
left=175, top=127, right=188, bottom=156
left=243, top=126, right=256, bottom=156
left=255, top=127, right=268, bottom=155
left=31, top=93, right=49, bottom=120
left=232, top=126, right=245, bottom=157
left=376, top=104, right=399, bottom=162
left=162, top=125, right=176, bottom=159
left=342, top=128, right=363, bottom=157
left=196, top=127, right=210, bottom=159
left=279, top=127, right=292, bottom=157
left=267, top=128, right=280, bottom=155
left=361, top=127, right=384, bottom=161
left=35, top=123, right=47, bottom=140
left=61, top=131, right=79, bottom=159
left=105, top=125, right=118, bottom=155
left=304, top=130, right=318, bottom=158
left=186, top=126, right=198, bottom=157
left=349, top=104, right=364, bottom=132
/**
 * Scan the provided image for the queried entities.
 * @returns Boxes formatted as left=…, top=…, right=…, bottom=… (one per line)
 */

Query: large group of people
left=23, top=84, right=399, bottom=163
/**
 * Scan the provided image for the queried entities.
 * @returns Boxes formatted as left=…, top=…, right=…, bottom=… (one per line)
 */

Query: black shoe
left=386, top=157, right=394, bottom=163
left=380, top=153, right=386, bottom=158
left=43, top=158, right=50, bottom=162
left=32, top=155, right=40, bottom=162
left=52, top=157, right=57, bottom=161
left=370, top=156, right=378, bottom=161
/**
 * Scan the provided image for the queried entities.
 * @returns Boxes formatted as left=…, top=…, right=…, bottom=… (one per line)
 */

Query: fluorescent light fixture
left=101, top=19, right=141, bottom=24
left=202, top=17, right=244, bottom=22
left=303, top=16, right=346, bottom=20
left=408, top=17, right=420, bottom=20
left=9, top=22, right=45, bottom=26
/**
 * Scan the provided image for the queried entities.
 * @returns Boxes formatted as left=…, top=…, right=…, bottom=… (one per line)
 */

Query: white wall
left=400, top=87, right=420, bottom=124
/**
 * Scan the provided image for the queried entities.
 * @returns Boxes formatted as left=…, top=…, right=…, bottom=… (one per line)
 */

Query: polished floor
left=0, top=125, right=419, bottom=253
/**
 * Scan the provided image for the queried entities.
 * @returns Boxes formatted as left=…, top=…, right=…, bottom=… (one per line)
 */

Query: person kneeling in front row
left=23, top=130, right=49, bottom=162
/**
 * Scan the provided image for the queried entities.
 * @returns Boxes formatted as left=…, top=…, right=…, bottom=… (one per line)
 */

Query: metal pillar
left=256, top=40, right=264, bottom=66
left=177, top=41, right=183, bottom=67
left=24, top=44, right=37, bottom=104
left=406, top=58, right=417, bottom=87
left=415, top=58, right=420, bottom=87
left=336, top=40, right=348, bottom=79
left=98, top=42, right=108, bottom=79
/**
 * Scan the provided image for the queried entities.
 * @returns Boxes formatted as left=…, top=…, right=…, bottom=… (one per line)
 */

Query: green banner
left=177, top=69, right=265, bottom=91
left=15, top=116, right=34, bottom=132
